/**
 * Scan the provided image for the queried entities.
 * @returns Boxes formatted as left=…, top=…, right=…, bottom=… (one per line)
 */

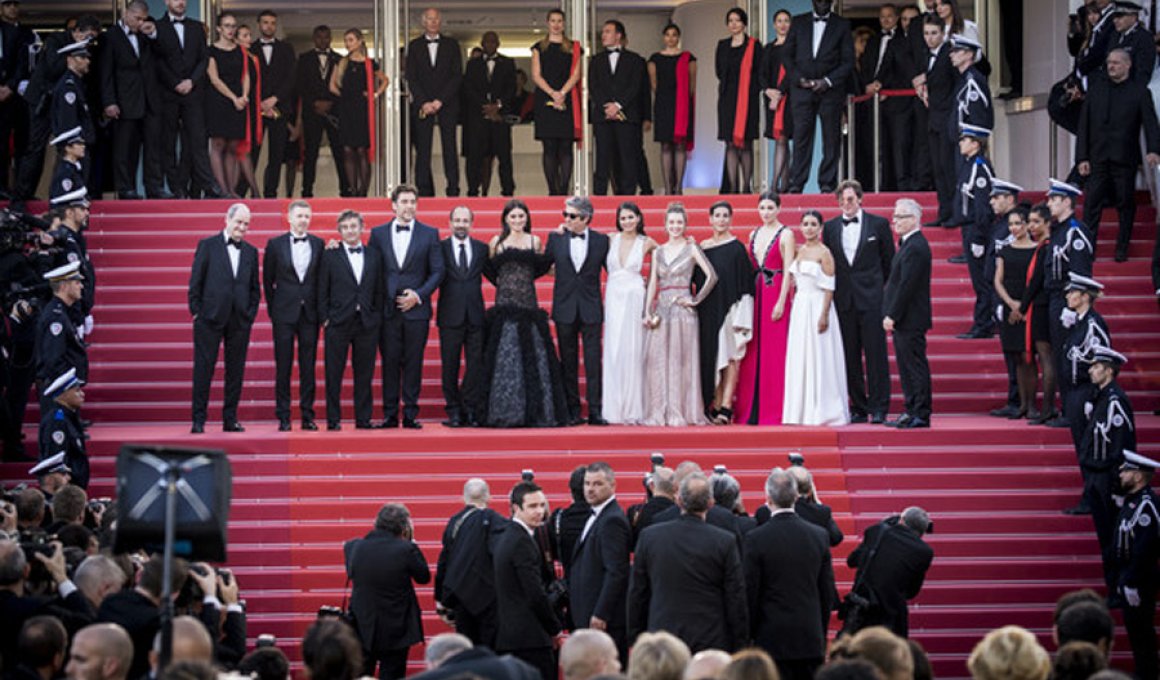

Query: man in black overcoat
left=844, top=507, right=934, bottom=638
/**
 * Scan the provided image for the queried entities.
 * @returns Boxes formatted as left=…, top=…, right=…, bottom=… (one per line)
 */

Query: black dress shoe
left=870, top=412, right=887, bottom=424
left=190, top=423, right=204, bottom=434
left=567, top=416, right=586, bottom=426
left=957, top=327, right=992, bottom=339
left=355, top=421, right=375, bottom=430
left=328, top=422, right=342, bottom=431
left=402, top=418, right=423, bottom=429
left=899, top=417, right=930, bottom=429
left=588, top=416, right=610, bottom=426
left=948, top=254, right=968, bottom=264
left=1114, top=248, right=1128, bottom=263
left=117, top=191, right=143, bottom=200
left=278, top=420, right=291, bottom=432
left=465, top=414, right=481, bottom=427
left=377, top=418, right=399, bottom=429
left=147, top=189, right=176, bottom=199
left=1062, top=503, right=1092, bottom=515
left=301, top=420, right=318, bottom=431
left=990, top=405, right=1020, bottom=418
left=442, top=416, right=464, bottom=428
left=1045, top=415, right=1070, bottom=428
left=849, top=413, right=869, bottom=424
left=886, top=414, right=913, bottom=428
left=223, top=422, right=246, bottom=432
left=204, top=186, right=230, bottom=199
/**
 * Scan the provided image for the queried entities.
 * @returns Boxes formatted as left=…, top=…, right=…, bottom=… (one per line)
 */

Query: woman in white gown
left=602, top=202, right=657, bottom=424
left=783, top=210, right=849, bottom=426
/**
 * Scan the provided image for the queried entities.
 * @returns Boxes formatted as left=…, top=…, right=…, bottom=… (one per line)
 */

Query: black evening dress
left=649, top=52, right=697, bottom=144
left=758, top=40, right=793, bottom=140
left=532, top=41, right=580, bottom=141
left=997, top=245, right=1035, bottom=353
left=338, top=58, right=376, bottom=149
left=715, top=37, right=762, bottom=143
left=694, top=238, right=755, bottom=411
left=206, top=46, right=246, bottom=140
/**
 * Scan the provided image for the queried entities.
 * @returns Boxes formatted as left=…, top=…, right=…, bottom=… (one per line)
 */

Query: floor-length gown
left=782, top=259, right=849, bottom=426
left=481, top=247, right=568, bottom=427
left=643, top=243, right=711, bottom=426
left=695, top=238, right=755, bottom=412
left=735, top=227, right=791, bottom=424
left=602, top=233, right=647, bottom=424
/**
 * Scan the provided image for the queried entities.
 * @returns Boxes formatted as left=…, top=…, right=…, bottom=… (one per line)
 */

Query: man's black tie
left=292, top=236, right=308, bottom=243
left=348, top=246, right=363, bottom=254
left=843, top=217, right=859, bottom=225
left=396, top=224, right=411, bottom=233
left=458, top=242, right=468, bottom=270
left=570, top=231, right=586, bottom=240
left=228, top=240, right=243, bottom=249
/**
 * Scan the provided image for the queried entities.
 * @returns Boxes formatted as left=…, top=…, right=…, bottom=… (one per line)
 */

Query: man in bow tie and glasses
left=188, top=203, right=260, bottom=434
left=406, top=8, right=462, bottom=197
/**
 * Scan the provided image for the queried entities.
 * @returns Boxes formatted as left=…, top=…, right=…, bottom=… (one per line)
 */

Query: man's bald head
left=652, top=467, right=676, bottom=498
left=560, top=629, right=620, bottom=680
left=684, top=649, right=732, bottom=680
left=169, top=616, right=214, bottom=664
left=69, top=624, right=133, bottom=680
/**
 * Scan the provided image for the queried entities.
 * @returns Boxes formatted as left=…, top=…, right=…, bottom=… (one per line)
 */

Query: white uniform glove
left=971, top=244, right=985, bottom=258
left=1124, top=586, right=1141, bottom=607
left=83, top=315, right=94, bottom=336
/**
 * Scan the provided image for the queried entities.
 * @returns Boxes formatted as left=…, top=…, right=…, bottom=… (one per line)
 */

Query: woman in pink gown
left=735, top=191, right=795, bottom=424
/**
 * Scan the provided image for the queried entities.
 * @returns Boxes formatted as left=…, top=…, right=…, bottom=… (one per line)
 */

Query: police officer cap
left=43, top=261, right=84, bottom=282
left=50, top=186, right=90, bottom=208
left=1047, top=178, right=1083, bottom=198
left=949, top=35, right=982, bottom=52
left=990, top=179, right=1023, bottom=196
left=28, top=453, right=71, bottom=478
left=1121, top=450, right=1160, bottom=471
left=58, top=41, right=92, bottom=58
left=959, top=123, right=991, bottom=140
left=1064, top=271, right=1103, bottom=294
left=44, top=367, right=84, bottom=399
left=1114, top=1, right=1144, bottom=14
left=1091, top=345, right=1128, bottom=368
left=50, top=126, right=86, bottom=148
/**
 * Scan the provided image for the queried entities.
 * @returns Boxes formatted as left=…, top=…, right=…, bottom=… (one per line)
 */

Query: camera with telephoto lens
left=17, top=529, right=58, bottom=593
left=521, top=469, right=535, bottom=482
left=788, top=452, right=805, bottom=467
left=255, top=634, right=276, bottom=648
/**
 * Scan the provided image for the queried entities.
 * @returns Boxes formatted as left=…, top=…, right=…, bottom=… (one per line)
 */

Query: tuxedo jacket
left=883, top=231, right=932, bottom=331
left=153, top=15, right=209, bottom=93
left=317, top=244, right=383, bottom=329
left=546, top=229, right=609, bottom=325
left=588, top=48, right=647, bottom=124
left=779, top=12, right=855, bottom=93
left=434, top=505, right=507, bottom=616
left=437, top=237, right=490, bottom=328
left=262, top=232, right=324, bottom=325
left=368, top=219, right=446, bottom=322
left=744, top=513, right=834, bottom=661
left=405, top=35, right=462, bottom=116
left=462, top=54, right=516, bottom=131
left=861, top=29, right=913, bottom=110
left=493, top=523, right=561, bottom=651
left=924, top=43, right=956, bottom=131
left=188, top=234, right=260, bottom=327
left=755, top=499, right=844, bottom=547
left=100, top=23, right=159, bottom=117
left=568, top=500, right=632, bottom=632
left=345, top=529, right=430, bottom=653
left=295, top=48, right=341, bottom=107
left=822, top=211, right=895, bottom=314
left=250, top=39, right=297, bottom=116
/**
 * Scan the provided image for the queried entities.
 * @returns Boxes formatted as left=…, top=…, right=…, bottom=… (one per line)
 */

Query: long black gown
left=997, top=245, right=1035, bottom=353
left=481, top=248, right=568, bottom=427
left=694, top=238, right=755, bottom=411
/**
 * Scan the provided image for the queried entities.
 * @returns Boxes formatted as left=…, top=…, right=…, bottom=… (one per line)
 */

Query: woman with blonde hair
left=628, top=631, right=690, bottom=680
left=967, top=626, right=1051, bottom=680
left=329, top=28, right=388, bottom=197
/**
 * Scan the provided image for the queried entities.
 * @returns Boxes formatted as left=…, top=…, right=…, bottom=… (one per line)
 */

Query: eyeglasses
left=562, top=211, right=582, bottom=220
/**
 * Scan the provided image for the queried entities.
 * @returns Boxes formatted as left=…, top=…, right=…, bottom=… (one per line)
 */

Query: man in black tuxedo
left=344, top=504, right=430, bottom=680
left=629, top=473, right=748, bottom=654
left=755, top=463, right=844, bottom=548
left=406, top=8, right=462, bottom=197
left=492, top=482, right=560, bottom=680
left=778, top=0, right=854, bottom=193
left=462, top=32, right=516, bottom=197
left=434, top=478, right=506, bottom=648
left=883, top=198, right=933, bottom=429
left=845, top=507, right=934, bottom=638
left=547, top=196, right=610, bottom=426
left=914, top=15, right=955, bottom=224
left=744, top=469, right=834, bottom=680
left=295, top=25, right=348, bottom=198
left=0, top=0, right=35, bottom=196
left=860, top=4, right=914, bottom=191
left=263, top=200, right=323, bottom=431
left=368, top=184, right=446, bottom=429
left=318, top=210, right=382, bottom=430
left=187, top=203, right=260, bottom=434
left=822, top=180, right=894, bottom=424
left=437, top=206, right=490, bottom=427
left=569, top=462, right=632, bottom=663
left=152, top=0, right=223, bottom=199
left=589, top=20, right=646, bottom=196
left=250, top=10, right=296, bottom=198
left=100, top=1, right=166, bottom=199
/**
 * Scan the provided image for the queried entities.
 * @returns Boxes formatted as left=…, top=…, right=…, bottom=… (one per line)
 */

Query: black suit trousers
left=161, top=91, right=216, bottom=195
left=112, top=116, right=164, bottom=194
left=892, top=328, right=931, bottom=420
left=1083, top=161, right=1137, bottom=251
left=593, top=122, right=640, bottom=195
left=1048, top=292, right=1067, bottom=414
left=325, top=319, right=377, bottom=425
left=301, top=108, right=348, bottom=197
left=911, top=101, right=933, bottom=189
left=272, top=317, right=319, bottom=422
left=0, top=99, right=28, bottom=192
left=363, top=647, right=409, bottom=680
left=192, top=314, right=252, bottom=425
left=466, top=122, right=514, bottom=196
left=254, top=115, right=289, bottom=198
left=928, top=125, right=956, bottom=221
left=789, top=89, right=843, bottom=192
left=412, top=112, right=460, bottom=197
left=1123, top=589, right=1159, bottom=680
left=1081, top=468, right=1117, bottom=586
left=965, top=238, right=993, bottom=331
left=454, top=605, right=497, bottom=649
left=380, top=318, right=428, bottom=420
left=837, top=306, right=891, bottom=417
left=556, top=321, right=602, bottom=418
left=439, top=323, right=483, bottom=419
left=881, top=101, right=914, bottom=190
left=775, top=658, right=823, bottom=680
left=15, top=102, right=51, bottom=199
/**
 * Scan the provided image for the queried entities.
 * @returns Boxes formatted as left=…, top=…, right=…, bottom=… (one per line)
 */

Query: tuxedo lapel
left=383, top=221, right=401, bottom=272
left=400, top=225, right=419, bottom=271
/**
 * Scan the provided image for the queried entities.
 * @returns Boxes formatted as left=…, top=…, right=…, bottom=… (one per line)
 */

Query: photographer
left=179, top=562, right=246, bottom=670
left=0, top=538, right=50, bottom=663
left=841, top=506, right=934, bottom=639
left=98, top=554, right=190, bottom=680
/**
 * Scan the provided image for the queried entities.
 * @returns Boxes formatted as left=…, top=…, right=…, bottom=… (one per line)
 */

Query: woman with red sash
left=993, top=204, right=1038, bottom=420
left=531, top=9, right=583, bottom=196
left=715, top=7, right=762, bottom=194
left=205, top=13, right=249, bottom=198
left=648, top=24, right=697, bottom=196
left=233, top=24, right=262, bottom=198
left=330, top=28, right=388, bottom=197
left=1014, top=203, right=1058, bottom=424
left=759, top=9, right=794, bottom=193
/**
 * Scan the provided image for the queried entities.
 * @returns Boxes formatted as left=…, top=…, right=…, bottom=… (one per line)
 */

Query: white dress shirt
left=345, top=243, right=364, bottom=284
left=121, top=22, right=139, bottom=57
left=392, top=220, right=414, bottom=269
left=260, top=39, right=274, bottom=65
left=609, top=48, right=620, bottom=75
left=569, top=228, right=589, bottom=271
left=876, top=29, right=893, bottom=74
left=812, top=14, right=829, bottom=58
left=841, top=209, right=863, bottom=265
left=290, top=231, right=311, bottom=282
left=426, top=35, right=440, bottom=67
left=580, top=496, right=615, bottom=543
left=223, top=230, right=240, bottom=277
left=169, top=14, right=186, bottom=49
left=513, top=517, right=535, bottom=538
left=901, top=228, right=920, bottom=244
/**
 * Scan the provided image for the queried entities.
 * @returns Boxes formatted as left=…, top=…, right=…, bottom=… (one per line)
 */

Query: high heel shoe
left=1007, top=408, right=1028, bottom=420
left=1028, top=409, right=1056, bottom=425
left=713, top=407, right=733, bottom=425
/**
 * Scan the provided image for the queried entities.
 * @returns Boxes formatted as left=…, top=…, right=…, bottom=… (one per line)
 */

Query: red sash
left=570, top=41, right=583, bottom=145
left=673, top=51, right=694, bottom=151
left=1023, top=243, right=1043, bottom=362
left=364, top=58, right=376, bottom=162
left=773, top=64, right=787, bottom=139
left=238, top=54, right=263, bottom=158
left=732, top=37, right=756, bottom=148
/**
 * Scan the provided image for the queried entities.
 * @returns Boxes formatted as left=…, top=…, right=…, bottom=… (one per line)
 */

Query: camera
left=521, top=469, right=535, bottom=482
left=713, top=464, right=727, bottom=475
left=788, top=452, right=805, bottom=467
left=255, top=634, right=277, bottom=648
left=649, top=452, right=665, bottom=468
left=317, top=605, right=344, bottom=620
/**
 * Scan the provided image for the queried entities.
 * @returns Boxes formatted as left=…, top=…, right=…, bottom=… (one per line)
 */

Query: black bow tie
left=883, top=29, right=894, bottom=37
left=171, top=16, right=185, bottom=24
left=261, top=40, right=275, bottom=46
left=427, top=37, right=440, bottom=44
left=570, top=231, right=586, bottom=240
left=608, top=47, right=621, bottom=53
left=396, top=224, right=411, bottom=233
left=842, top=217, right=859, bottom=225
left=292, top=236, right=308, bottom=243
left=228, top=239, right=243, bottom=249
left=315, top=49, right=328, bottom=55
left=814, top=15, right=830, bottom=22
left=347, top=246, right=363, bottom=254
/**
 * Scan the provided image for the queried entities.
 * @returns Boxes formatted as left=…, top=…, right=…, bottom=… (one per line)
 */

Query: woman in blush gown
left=783, top=210, right=849, bottom=426
left=481, top=199, right=569, bottom=427
left=602, top=202, right=658, bottom=424
left=735, top=191, right=795, bottom=424
left=642, top=203, right=718, bottom=426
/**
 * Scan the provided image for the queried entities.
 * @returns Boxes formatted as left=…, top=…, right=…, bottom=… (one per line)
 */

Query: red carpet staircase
left=4, top=193, right=1160, bottom=678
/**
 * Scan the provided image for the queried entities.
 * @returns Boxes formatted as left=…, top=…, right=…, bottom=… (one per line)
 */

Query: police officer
left=1110, top=449, right=1160, bottom=680
left=1111, top=2, right=1155, bottom=85
left=37, top=367, right=87, bottom=490
left=1079, top=346, right=1134, bottom=580
left=48, top=126, right=85, bottom=203
left=987, top=179, right=1024, bottom=418
left=36, top=262, right=87, bottom=413
left=48, top=184, right=95, bottom=335
left=50, top=41, right=96, bottom=186
left=954, top=123, right=995, bottom=339
left=27, top=453, right=72, bottom=505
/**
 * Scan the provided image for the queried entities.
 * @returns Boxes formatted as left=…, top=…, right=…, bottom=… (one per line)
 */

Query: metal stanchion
left=872, top=93, right=881, bottom=193
left=1048, top=120, right=1058, bottom=180
left=845, top=96, right=856, bottom=183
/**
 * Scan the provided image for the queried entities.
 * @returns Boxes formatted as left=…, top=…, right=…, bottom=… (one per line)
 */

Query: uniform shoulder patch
left=50, top=322, right=63, bottom=336
left=1140, top=513, right=1152, bottom=527
left=975, top=177, right=987, bottom=188
left=52, top=430, right=65, bottom=445
left=65, top=91, right=76, bottom=105
left=67, top=252, right=79, bottom=263
left=62, top=178, right=72, bottom=191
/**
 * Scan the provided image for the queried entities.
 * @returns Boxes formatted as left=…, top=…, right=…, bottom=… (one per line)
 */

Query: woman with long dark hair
left=232, top=24, right=261, bottom=197
left=602, top=202, right=657, bottom=424
left=330, top=28, right=388, bottom=197
left=531, top=10, right=583, bottom=195
left=759, top=9, right=793, bottom=193
left=715, top=7, right=762, bottom=193
left=648, top=23, right=697, bottom=195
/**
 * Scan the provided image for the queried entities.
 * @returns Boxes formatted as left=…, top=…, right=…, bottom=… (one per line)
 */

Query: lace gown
left=643, top=243, right=711, bottom=426
left=602, top=234, right=647, bottom=424
left=481, top=248, right=568, bottom=427
left=782, top=259, right=849, bottom=426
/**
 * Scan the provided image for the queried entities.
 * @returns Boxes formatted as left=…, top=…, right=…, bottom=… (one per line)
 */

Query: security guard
left=48, top=126, right=85, bottom=203
left=36, top=262, right=87, bottom=407
left=27, top=452, right=72, bottom=506
left=50, top=41, right=95, bottom=184
left=1111, top=449, right=1160, bottom=680
left=954, top=123, right=995, bottom=338
left=48, top=184, right=94, bottom=333
left=986, top=179, right=1024, bottom=418
left=1061, top=271, right=1111, bottom=442
left=37, top=367, right=87, bottom=489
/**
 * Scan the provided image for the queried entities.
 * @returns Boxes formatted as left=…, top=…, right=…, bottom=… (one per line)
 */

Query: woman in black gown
left=531, top=10, right=583, bottom=195
left=205, top=13, right=248, bottom=198
left=482, top=200, right=568, bottom=427
left=330, top=28, right=388, bottom=198
left=648, top=24, right=697, bottom=196
left=715, top=7, right=762, bottom=194
left=759, top=9, right=793, bottom=193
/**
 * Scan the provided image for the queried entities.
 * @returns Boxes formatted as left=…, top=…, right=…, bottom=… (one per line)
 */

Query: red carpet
left=3, top=193, right=1159, bottom=677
